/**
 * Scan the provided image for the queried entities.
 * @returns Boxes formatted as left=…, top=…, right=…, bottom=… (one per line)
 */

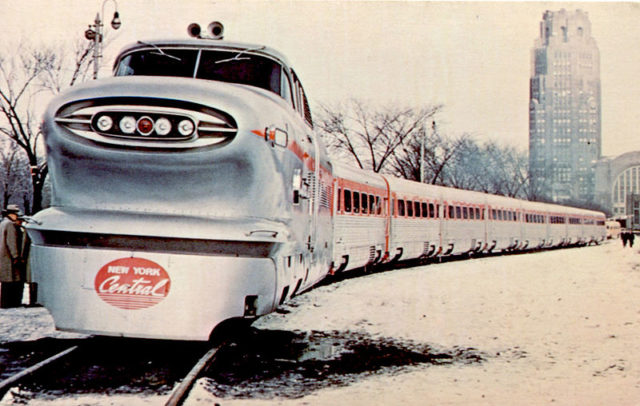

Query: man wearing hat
left=0, top=204, right=24, bottom=283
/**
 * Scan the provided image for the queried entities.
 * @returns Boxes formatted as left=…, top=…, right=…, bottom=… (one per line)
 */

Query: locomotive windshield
left=115, top=47, right=282, bottom=95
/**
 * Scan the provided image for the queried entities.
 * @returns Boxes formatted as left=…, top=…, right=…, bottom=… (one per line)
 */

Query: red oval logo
left=94, top=257, right=171, bottom=310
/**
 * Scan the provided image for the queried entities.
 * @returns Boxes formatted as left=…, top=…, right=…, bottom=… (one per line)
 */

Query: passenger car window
left=344, top=190, right=352, bottom=213
left=362, top=194, right=368, bottom=214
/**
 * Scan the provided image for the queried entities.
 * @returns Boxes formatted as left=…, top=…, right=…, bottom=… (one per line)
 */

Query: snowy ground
left=2, top=241, right=639, bottom=405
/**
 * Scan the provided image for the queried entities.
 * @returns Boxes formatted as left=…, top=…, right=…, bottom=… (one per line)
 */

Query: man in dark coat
left=0, top=205, right=23, bottom=282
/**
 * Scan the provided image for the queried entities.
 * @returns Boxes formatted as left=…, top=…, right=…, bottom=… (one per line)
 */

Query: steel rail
left=0, top=345, right=79, bottom=398
left=164, top=343, right=225, bottom=406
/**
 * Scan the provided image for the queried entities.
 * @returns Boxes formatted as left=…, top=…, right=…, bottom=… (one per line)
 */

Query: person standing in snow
left=0, top=205, right=24, bottom=283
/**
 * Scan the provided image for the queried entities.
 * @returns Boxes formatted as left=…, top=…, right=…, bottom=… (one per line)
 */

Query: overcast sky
left=3, top=1, right=639, bottom=157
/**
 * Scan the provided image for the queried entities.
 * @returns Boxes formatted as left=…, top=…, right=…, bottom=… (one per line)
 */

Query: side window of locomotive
left=407, top=201, right=413, bottom=217
left=291, top=70, right=313, bottom=127
left=115, top=49, right=198, bottom=78
left=281, top=71, right=295, bottom=108
left=369, top=194, right=375, bottom=215
left=336, top=188, right=342, bottom=213
left=344, top=190, right=352, bottom=213
left=197, top=51, right=282, bottom=95
left=421, top=202, right=428, bottom=218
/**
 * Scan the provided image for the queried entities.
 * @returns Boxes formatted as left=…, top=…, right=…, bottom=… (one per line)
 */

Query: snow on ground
left=2, top=241, right=640, bottom=405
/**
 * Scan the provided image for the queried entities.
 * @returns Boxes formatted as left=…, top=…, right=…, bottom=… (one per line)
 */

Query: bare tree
left=39, top=39, right=95, bottom=92
left=317, top=99, right=442, bottom=173
left=442, top=136, right=487, bottom=190
left=388, top=121, right=472, bottom=185
left=0, top=44, right=58, bottom=213
left=0, top=39, right=95, bottom=213
left=0, top=139, right=31, bottom=211
left=481, top=142, right=529, bottom=198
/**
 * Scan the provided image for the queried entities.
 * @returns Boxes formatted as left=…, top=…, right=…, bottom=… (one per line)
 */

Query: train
left=26, top=22, right=606, bottom=341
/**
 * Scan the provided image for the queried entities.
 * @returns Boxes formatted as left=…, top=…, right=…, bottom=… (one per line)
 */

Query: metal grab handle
left=245, top=230, right=278, bottom=238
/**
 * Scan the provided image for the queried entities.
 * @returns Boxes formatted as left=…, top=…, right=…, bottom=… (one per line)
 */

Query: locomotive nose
left=41, top=77, right=291, bottom=220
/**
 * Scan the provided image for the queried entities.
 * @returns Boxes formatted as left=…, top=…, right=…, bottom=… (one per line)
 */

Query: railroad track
left=0, top=337, right=229, bottom=405
left=164, top=343, right=225, bottom=406
left=0, top=345, right=79, bottom=399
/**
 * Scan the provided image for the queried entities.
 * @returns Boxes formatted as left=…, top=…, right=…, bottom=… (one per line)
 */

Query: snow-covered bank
left=2, top=242, right=639, bottom=405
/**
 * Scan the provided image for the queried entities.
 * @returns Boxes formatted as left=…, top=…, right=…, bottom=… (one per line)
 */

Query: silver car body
left=28, top=37, right=606, bottom=341
left=28, top=39, right=333, bottom=340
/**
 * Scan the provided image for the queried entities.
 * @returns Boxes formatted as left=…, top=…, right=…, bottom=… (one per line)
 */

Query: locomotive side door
left=305, top=131, right=320, bottom=255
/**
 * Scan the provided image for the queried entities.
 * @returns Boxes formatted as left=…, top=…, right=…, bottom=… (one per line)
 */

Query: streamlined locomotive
left=27, top=23, right=605, bottom=341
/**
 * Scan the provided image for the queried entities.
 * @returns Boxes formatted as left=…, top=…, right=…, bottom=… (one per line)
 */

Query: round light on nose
left=119, top=116, right=136, bottom=134
left=137, top=116, right=154, bottom=136
left=96, top=115, right=113, bottom=132
left=177, top=119, right=195, bottom=136
left=154, top=117, right=172, bottom=136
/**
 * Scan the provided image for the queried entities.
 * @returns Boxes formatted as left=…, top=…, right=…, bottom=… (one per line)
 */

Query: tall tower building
left=529, top=9, right=601, bottom=203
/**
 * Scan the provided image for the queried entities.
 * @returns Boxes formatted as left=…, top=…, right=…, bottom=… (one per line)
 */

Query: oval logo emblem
left=94, top=257, right=171, bottom=310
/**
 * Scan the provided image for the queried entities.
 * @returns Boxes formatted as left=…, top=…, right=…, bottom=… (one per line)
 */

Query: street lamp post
left=85, top=0, right=121, bottom=80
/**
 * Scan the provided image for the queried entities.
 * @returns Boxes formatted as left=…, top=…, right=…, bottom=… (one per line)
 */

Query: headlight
left=177, top=119, right=195, bottom=136
left=154, top=117, right=172, bottom=136
left=96, top=115, right=113, bottom=132
left=119, top=116, right=136, bottom=134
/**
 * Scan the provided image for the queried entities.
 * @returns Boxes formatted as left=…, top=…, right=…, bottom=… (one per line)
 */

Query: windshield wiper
left=137, top=41, right=182, bottom=61
left=215, top=46, right=266, bottom=64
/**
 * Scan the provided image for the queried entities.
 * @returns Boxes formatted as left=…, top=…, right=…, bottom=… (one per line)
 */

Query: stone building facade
left=529, top=9, right=601, bottom=204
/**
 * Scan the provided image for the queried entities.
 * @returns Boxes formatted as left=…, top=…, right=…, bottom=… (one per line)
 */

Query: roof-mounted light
left=187, top=21, right=224, bottom=40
